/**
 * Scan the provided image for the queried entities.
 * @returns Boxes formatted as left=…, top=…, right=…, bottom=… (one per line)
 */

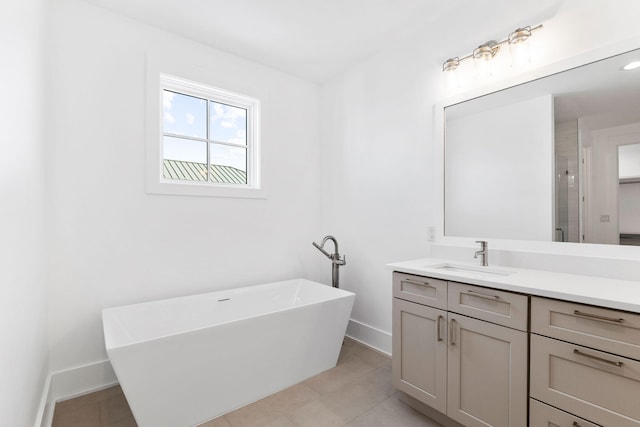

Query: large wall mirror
left=444, top=48, right=640, bottom=246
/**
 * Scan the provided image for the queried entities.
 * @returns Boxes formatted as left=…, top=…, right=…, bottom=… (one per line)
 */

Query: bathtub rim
left=102, top=278, right=355, bottom=351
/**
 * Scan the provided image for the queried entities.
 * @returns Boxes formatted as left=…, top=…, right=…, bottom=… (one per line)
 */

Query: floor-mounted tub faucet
left=474, top=240, right=489, bottom=266
left=312, top=235, right=346, bottom=288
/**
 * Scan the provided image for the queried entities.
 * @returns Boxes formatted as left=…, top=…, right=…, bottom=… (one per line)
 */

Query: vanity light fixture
left=622, top=61, right=640, bottom=71
left=443, top=57, right=461, bottom=88
left=443, top=24, right=543, bottom=88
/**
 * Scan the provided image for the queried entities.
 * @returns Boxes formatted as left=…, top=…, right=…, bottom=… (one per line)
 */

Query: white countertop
left=387, top=258, right=640, bottom=313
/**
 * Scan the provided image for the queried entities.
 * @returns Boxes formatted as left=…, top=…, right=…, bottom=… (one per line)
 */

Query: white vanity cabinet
left=530, top=297, right=640, bottom=427
left=392, top=272, right=528, bottom=427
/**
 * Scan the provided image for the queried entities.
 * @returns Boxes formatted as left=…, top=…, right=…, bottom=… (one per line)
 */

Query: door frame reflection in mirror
left=618, top=142, right=640, bottom=246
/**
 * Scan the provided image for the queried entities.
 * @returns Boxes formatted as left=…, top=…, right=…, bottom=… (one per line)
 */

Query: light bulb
left=443, top=58, right=461, bottom=89
left=509, top=27, right=532, bottom=69
left=473, top=44, right=494, bottom=79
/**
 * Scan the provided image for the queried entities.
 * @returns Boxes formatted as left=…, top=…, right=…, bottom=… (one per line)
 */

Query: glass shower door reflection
left=555, top=155, right=569, bottom=242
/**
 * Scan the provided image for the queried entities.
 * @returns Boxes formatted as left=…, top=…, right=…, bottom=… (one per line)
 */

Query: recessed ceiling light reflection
left=622, top=61, right=640, bottom=71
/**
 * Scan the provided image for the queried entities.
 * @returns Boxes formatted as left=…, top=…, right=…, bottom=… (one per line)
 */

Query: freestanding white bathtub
left=102, top=279, right=355, bottom=427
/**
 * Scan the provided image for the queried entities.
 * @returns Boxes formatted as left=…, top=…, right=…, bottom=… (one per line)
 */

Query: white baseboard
left=346, top=318, right=392, bottom=356
left=50, top=359, right=118, bottom=403
left=34, top=373, right=52, bottom=427
left=34, top=360, right=118, bottom=427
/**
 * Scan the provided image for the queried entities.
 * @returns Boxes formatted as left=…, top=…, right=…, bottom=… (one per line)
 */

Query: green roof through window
left=162, top=159, right=247, bottom=184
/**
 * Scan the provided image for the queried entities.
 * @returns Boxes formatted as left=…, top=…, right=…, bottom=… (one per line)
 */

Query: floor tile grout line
left=304, top=357, right=390, bottom=398
left=341, top=391, right=400, bottom=427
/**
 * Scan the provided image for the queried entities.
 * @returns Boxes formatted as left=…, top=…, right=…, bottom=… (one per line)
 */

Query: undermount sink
left=427, top=263, right=515, bottom=276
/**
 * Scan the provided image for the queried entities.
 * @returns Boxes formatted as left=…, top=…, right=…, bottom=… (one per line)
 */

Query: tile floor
left=52, top=338, right=441, bottom=427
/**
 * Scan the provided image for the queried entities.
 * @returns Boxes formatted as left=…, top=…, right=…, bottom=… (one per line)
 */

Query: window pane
left=209, top=143, right=247, bottom=184
left=163, top=136, right=207, bottom=181
left=210, top=101, right=247, bottom=145
left=163, top=90, right=207, bottom=139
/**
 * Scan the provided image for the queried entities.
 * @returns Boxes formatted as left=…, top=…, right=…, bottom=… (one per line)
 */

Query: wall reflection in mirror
left=445, top=48, right=640, bottom=246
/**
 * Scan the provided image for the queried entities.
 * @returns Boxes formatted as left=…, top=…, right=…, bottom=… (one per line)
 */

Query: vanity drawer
left=530, top=334, right=640, bottom=427
left=447, top=282, right=528, bottom=331
left=531, top=297, right=640, bottom=360
left=529, top=398, right=599, bottom=427
left=392, top=272, right=447, bottom=309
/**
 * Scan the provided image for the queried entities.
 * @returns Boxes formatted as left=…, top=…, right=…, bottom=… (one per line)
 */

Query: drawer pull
left=572, top=422, right=581, bottom=427
left=573, top=310, right=624, bottom=324
left=573, top=349, right=623, bottom=367
left=466, top=289, right=500, bottom=300
left=437, top=315, right=444, bottom=342
left=402, top=279, right=435, bottom=289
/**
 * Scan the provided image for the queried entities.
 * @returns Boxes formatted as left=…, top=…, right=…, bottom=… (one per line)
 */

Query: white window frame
left=146, top=72, right=263, bottom=198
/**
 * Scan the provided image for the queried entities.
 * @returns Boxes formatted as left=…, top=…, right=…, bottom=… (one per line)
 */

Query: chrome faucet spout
left=320, top=235, right=339, bottom=253
left=474, top=240, right=489, bottom=266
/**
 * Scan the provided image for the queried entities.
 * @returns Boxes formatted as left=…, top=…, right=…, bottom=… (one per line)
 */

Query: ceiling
left=82, top=0, right=563, bottom=83
left=553, top=50, right=640, bottom=125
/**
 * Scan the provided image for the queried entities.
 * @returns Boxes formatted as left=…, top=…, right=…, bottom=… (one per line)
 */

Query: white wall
left=319, top=44, right=435, bottom=349
left=320, top=0, right=640, bottom=352
left=0, top=0, right=50, bottom=425
left=47, top=0, right=323, bottom=373
left=445, top=95, right=554, bottom=241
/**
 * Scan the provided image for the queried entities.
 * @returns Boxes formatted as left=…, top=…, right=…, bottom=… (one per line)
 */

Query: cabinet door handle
left=572, top=422, right=582, bottom=427
left=402, top=279, right=435, bottom=289
left=466, top=289, right=500, bottom=300
left=573, top=310, right=624, bottom=324
left=450, top=319, right=457, bottom=345
left=573, top=349, right=623, bottom=367
left=437, top=315, right=444, bottom=342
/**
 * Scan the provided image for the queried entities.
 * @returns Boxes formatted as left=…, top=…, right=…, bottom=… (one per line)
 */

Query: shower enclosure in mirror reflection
left=444, top=48, right=640, bottom=246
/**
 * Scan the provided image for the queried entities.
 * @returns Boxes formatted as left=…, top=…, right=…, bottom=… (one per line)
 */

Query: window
left=147, top=73, right=261, bottom=198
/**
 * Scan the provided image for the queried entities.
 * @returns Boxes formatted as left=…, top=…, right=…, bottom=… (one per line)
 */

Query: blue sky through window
left=163, top=91, right=206, bottom=138
left=162, top=90, right=247, bottom=172
left=210, top=101, right=247, bottom=145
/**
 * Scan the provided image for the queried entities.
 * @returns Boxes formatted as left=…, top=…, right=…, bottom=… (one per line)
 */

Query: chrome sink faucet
left=474, top=240, right=488, bottom=266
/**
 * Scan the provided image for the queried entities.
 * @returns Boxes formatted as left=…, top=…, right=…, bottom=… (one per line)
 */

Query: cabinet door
left=392, top=298, right=447, bottom=413
left=447, top=314, right=527, bottom=427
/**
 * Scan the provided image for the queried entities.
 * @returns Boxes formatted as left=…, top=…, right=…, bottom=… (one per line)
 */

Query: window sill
left=146, top=180, right=267, bottom=199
